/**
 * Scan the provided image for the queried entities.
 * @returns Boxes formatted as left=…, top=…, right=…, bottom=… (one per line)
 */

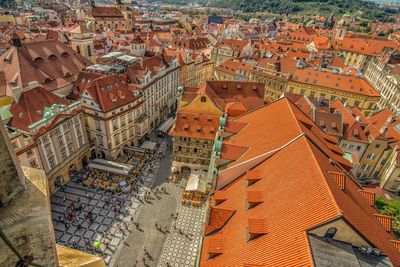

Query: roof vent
left=237, top=84, right=242, bottom=89
left=222, top=84, right=227, bottom=89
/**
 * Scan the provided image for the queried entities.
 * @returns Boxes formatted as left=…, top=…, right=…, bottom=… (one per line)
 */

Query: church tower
left=335, top=15, right=349, bottom=40
left=69, top=24, right=96, bottom=62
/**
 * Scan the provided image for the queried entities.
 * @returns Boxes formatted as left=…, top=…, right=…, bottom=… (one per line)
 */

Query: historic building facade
left=365, top=49, right=400, bottom=115
left=78, top=73, right=147, bottom=160
left=287, top=68, right=381, bottom=115
left=4, top=84, right=90, bottom=194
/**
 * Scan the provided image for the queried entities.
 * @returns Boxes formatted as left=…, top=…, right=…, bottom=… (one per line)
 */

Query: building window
left=122, top=130, right=127, bottom=141
left=375, top=144, right=381, bottom=149
left=61, top=148, right=67, bottom=159
left=361, top=163, right=369, bottom=171
left=58, top=136, right=64, bottom=147
left=95, top=119, right=101, bottom=131
left=68, top=143, right=74, bottom=154
left=87, top=45, right=92, bottom=57
left=356, top=146, right=362, bottom=151
left=120, top=115, right=126, bottom=127
left=114, top=134, right=120, bottom=146
left=49, top=157, right=56, bottom=169
left=65, top=132, right=72, bottom=143
left=128, top=112, right=133, bottom=123
left=112, top=119, right=118, bottom=130
left=97, top=134, right=103, bottom=147
left=30, top=160, right=38, bottom=168
left=44, top=144, right=53, bottom=155
left=76, top=45, right=81, bottom=54
left=201, top=96, right=206, bottom=102
left=324, top=227, right=337, bottom=238
left=78, top=136, right=83, bottom=147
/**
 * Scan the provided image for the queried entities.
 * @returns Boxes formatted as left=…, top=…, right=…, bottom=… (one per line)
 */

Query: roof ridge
left=216, top=132, right=306, bottom=190
left=300, top=134, right=342, bottom=217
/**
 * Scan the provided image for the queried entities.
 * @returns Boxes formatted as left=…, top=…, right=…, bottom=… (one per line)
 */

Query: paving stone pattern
left=159, top=204, right=207, bottom=267
left=51, top=138, right=167, bottom=266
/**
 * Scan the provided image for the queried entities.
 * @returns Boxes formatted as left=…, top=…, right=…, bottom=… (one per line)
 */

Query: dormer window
left=246, top=191, right=263, bottom=210
left=214, top=191, right=227, bottom=205
left=201, top=96, right=206, bottom=102
left=246, top=218, right=267, bottom=242
left=48, top=54, right=57, bottom=60
left=44, top=78, right=52, bottom=84
left=34, top=57, right=43, bottom=63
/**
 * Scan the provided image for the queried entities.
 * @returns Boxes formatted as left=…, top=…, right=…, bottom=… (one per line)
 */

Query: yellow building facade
left=287, top=69, right=381, bottom=115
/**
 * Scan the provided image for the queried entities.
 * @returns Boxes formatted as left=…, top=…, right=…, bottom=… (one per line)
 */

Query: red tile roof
left=0, top=39, right=92, bottom=95
left=291, top=68, right=380, bottom=97
left=169, top=112, right=220, bottom=140
left=9, top=86, right=69, bottom=132
left=83, top=74, right=140, bottom=113
left=89, top=6, right=124, bottom=18
left=201, top=98, right=400, bottom=267
left=204, top=207, right=236, bottom=235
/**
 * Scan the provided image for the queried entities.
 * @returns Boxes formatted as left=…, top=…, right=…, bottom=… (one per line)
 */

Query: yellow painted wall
left=180, top=93, right=223, bottom=116
left=0, top=15, right=15, bottom=25
left=0, top=96, right=14, bottom=107
left=309, top=218, right=371, bottom=248
left=287, top=80, right=379, bottom=115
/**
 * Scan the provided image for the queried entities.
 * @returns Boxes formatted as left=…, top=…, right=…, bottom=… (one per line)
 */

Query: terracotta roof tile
left=9, top=86, right=69, bottom=132
left=291, top=68, right=380, bottom=97
left=204, top=207, right=236, bottom=235
left=201, top=98, right=400, bottom=266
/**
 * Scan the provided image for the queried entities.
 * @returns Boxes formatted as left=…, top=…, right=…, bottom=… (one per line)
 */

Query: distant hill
left=207, top=0, right=399, bottom=20
left=152, top=0, right=399, bottom=20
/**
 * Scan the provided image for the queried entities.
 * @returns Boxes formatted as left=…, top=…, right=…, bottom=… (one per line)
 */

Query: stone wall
left=0, top=119, right=25, bottom=207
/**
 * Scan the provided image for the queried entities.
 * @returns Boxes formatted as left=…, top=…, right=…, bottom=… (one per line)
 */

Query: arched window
left=87, top=45, right=92, bottom=57
left=76, top=45, right=81, bottom=54
left=201, top=96, right=206, bottom=102
left=324, top=227, right=337, bottom=239
left=54, top=176, right=64, bottom=190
